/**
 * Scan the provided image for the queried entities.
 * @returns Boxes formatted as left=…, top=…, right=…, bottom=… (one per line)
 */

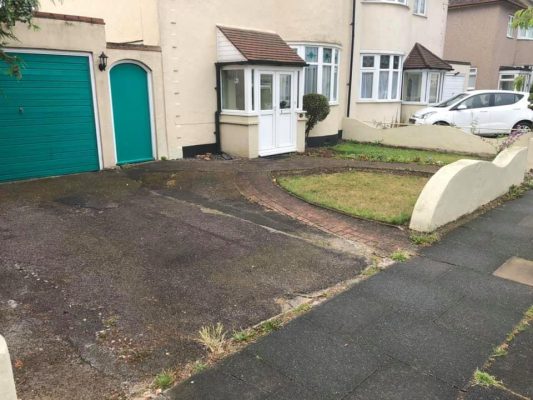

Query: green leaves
left=303, top=93, right=331, bottom=136
left=512, top=7, right=533, bottom=29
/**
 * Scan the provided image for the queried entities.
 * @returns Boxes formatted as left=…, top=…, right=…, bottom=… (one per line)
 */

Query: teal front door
left=110, top=63, right=153, bottom=165
left=0, top=52, right=100, bottom=182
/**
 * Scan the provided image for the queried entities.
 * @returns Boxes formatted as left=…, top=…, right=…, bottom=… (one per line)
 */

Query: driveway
left=0, top=157, right=394, bottom=400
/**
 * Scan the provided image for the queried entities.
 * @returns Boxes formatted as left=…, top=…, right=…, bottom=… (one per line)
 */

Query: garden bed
left=277, top=170, right=429, bottom=225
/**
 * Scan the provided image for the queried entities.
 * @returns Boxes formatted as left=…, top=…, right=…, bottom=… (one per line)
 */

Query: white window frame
left=468, top=67, right=477, bottom=90
left=290, top=44, right=341, bottom=105
left=364, top=0, right=407, bottom=5
left=517, top=26, right=533, bottom=40
left=401, top=70, right=444, bottom=105
left=498, top=70, right=531, bottom=91
left=359, top=53, right=403, bottom=102
left=413, top=0, right=427, bottom=16
left=507, top=15, right=515, bottom=38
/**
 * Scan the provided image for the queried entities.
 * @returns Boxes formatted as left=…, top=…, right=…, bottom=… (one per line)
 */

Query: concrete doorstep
left=0, top=335, right=17, bottom=400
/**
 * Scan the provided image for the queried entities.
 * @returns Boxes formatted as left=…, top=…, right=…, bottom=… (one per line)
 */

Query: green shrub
left=303, top=94, right=330, bottom=137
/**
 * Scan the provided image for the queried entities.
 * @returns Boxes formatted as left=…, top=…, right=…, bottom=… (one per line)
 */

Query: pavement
left=165, top=190, right=533, bottom=400
left=0, top=156, right=419, bottom=400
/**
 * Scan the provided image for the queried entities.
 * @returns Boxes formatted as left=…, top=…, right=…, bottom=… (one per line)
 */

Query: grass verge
left=331, top=141, right=478, bottom=166
left=278, top=170, right=428, bottom=225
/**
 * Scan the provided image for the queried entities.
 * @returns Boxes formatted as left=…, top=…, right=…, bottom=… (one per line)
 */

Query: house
left=444, top=0, right=533, bottom=92
left=0, top=0, right=452, bottom=182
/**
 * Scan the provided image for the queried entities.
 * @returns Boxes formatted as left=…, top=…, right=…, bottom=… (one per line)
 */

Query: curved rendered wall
left=0, top=336, right=16, bottom=400
left=410, top=146, right=529, bottom=232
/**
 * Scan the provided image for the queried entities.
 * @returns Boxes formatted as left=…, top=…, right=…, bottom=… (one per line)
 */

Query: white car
left=409, top=90, right=533, bottom=136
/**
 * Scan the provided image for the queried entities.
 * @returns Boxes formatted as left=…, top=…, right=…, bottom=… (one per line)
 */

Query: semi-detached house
left=0, top=0, right=459, bottom=182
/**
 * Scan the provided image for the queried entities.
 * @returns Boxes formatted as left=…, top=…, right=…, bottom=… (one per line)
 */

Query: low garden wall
left=0, top=336, right=17, bottom=400
left=410, top=146, right=530, bottom=232
left=342, top=118, right=532, bottom=157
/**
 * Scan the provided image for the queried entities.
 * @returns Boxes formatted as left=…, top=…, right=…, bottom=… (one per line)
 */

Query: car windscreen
left=435, top=93, right=469, bottom=108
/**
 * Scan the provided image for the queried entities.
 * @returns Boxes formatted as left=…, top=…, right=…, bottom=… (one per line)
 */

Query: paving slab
left=346, top=359, right=458, bottom=400
left=493, top=257, right=533, bottom=287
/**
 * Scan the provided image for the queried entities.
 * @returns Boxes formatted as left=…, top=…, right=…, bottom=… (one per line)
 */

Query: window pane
left=279, top=74, right=292, bottom=109
left=402, top=72, right=422, bottom=102
left=322, top=65, right=332, bottom=100
left=429, top=73, right=440, bottom=103
left=462, top=93, right=491, bottom=109
left=260, top=74, right=273, bottom=110
left=468, top=69, right=477, bottom=89
left=323, top=48, right=333, bottom=63
left=500, top=80, right=514, bottom=91
left=221, top=69, right=245, bottom=110
left=393, top=56, right=400, bottom=70
left=333, top=66, right=339, bottom=101
left=494, top=93, right=520, bottom=106
left=378, top=71, right=390, bottom=99
left=362, top=55, right=374, bottom=68
left=334, top=50, right=339, bottom=64
left=361, top=72, right=374, bottom=98
left=380, top=55, right=390, bottom=69
left=304, top=65, right=318, bottom=94
left=305, top=47, right=319, bottom=63
left=391, top=71, right=399, bottom=100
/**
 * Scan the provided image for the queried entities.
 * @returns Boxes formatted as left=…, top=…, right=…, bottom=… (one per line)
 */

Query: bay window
left=402, top=70, right=444, bottom=104
left=360, top=54, right=402, bottom=101
left=413, top=0, right=426, bottom=15
left=291, top=45, right=341, bottom=104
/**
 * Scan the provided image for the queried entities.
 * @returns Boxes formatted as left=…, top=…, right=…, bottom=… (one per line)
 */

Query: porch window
left=291, top=45, right=341, bottom=104
left=360, top=54, right=402, bottom=101
left=498, top=71, right=531, bottom=91
left=221, top=69, right=245, bottom=111
left=402, top=70, right=444, bottom=104
left=518, top=26, right=533, bottom=40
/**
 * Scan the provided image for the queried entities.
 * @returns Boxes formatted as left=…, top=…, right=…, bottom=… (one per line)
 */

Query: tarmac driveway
left=0, top=162, right=368, bottom=400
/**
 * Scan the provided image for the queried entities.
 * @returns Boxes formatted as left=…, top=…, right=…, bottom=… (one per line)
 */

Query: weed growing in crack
left=260, top=319, right=282, bottom=334
left=232, top=328, right=256, bottom=343
left=409, top=232, right=440, bottom=246
left=473, top=370, right=502, bottom=388
left=153, top=370, right=175, bottom=390
left=198, top=323, right=227, bottom=355
left=391, top=250, right=410, bottom=262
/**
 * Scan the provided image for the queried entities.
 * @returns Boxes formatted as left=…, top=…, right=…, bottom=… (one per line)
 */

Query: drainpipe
left=347, top=0, right=357, bottom=118
left=214, top=63, right=222, bottom=154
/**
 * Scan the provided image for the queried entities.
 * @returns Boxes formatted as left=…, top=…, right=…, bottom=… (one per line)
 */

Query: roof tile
left=404, top=43, right=453, bottom=71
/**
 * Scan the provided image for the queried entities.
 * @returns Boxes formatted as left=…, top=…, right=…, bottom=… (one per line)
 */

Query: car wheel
left=433, top=121, right=450, bottom=126
left=512, top=121, right=532, bottom=134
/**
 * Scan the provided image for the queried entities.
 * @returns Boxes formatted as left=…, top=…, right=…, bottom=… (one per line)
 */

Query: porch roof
left=404, top=43, right=453, bottom=71
left=217, top=26, right=306, bottom=67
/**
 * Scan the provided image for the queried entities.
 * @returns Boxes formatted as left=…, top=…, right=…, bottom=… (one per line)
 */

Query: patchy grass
left=260, top=319, right=282, bottom=334
left=331, top=141, right=473, bottom=165
left=232, top=329, right=256, bottom=343
left=197, top=323, right=227, bottom=355
left=278, top=171, right=428, bottom=225
left=192, top=361, right=208, bottom=375
left=292, top=303, right=312, bottom=315
left=473, top=370, right=502, bottom=388
left=409, top=232, right=440, bottom=246
left=391, top=250, right=410, bottom=262
left=153, top=370, right=175, bottom=390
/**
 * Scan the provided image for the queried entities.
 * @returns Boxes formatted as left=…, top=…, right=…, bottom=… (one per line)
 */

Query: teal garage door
left=0, top=52, right=100, bottom=182
left=110, top=63, right=153, bottom=165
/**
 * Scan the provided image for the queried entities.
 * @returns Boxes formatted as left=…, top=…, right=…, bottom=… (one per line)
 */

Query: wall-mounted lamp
left=98, top=52, right=108, bottom=71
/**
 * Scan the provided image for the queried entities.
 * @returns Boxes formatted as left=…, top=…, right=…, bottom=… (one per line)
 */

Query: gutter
left=347, top=0, right=357, bottom=118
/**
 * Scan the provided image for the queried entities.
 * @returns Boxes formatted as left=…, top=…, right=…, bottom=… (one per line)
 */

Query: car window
left=436, top=93, right=469, bottom=107
left=494, top=93, right=523, bottom=107
left=457, top=93, right=493, bottom=110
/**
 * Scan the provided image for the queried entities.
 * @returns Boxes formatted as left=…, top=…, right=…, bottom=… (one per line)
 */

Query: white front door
left=258, top=71, right=297, bottom=156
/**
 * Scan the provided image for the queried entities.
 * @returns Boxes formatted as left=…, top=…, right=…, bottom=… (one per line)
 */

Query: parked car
left=409, top=90, right=533, bottom=136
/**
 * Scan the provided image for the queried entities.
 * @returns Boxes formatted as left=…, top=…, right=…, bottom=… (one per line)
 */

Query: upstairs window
left=507, top=15, right=515, bottom=38
left=291, top=45, right=341, bottom=104
left=413, top=0, right=426, bottom=15
left=360, top=54, right=402, bottom=101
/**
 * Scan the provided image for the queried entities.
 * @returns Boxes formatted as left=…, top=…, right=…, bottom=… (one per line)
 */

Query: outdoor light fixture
left=98, top=52, right=108, bottom=71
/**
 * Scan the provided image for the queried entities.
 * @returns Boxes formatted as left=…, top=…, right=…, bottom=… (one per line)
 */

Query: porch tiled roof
left=217, top=26, right=306, bottom=66
left=404, top=43, right=453, bottom=71
left=448, top=0, right=529, bottom=8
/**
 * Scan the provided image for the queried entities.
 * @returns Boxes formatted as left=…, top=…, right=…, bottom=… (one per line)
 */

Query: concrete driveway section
left=166, top=191, right=533, bottom=399
left=0, top=164, right=370, bottom=400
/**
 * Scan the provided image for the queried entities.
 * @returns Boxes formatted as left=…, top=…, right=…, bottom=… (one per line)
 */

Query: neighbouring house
left=444, top=0, right=533, bottom=92
left=0, top=0, right=454, bottom=182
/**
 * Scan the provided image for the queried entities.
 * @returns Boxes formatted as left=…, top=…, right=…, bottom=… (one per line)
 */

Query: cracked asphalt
left=0, top=160, right=371, bottom=400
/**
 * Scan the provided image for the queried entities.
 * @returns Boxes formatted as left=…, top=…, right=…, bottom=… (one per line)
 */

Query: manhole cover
left=493, top=257, right=533, bottom=287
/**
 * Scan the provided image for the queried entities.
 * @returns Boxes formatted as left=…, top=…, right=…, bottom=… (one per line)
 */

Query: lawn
left=331, top=141, right=475, bottom=165
left=278, top=170, right=429, bottom=225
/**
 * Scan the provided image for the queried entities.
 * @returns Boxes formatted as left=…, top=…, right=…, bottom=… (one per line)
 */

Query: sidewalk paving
left=165, top=191, right=533, bottom=400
